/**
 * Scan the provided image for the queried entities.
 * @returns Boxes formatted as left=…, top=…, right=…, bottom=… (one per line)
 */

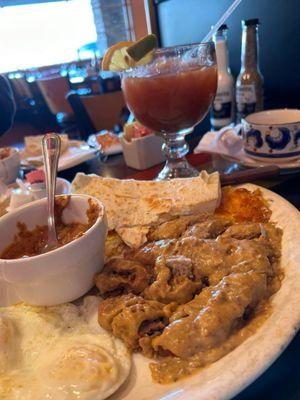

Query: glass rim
left=122, top=41, right=215, bottom=75
left=154, top=40, right=214, bottom=54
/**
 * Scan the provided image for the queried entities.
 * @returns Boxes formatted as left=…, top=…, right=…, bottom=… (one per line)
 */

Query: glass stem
left=161, top=132, right=189, bottom=160
left=156, top=132, right=199, bottom=180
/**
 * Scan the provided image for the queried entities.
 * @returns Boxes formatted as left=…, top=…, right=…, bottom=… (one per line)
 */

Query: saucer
left=222, top=150, right=300, bottom=174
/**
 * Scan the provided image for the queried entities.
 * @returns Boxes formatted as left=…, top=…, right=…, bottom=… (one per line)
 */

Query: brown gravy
left=150, top=303, right=271, bottom=384
left=97, top=213, right=283, bottom=384
left=0, top=196, right=99, bottom=259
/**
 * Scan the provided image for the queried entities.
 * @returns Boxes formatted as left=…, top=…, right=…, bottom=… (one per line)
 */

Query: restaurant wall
left=155, top=0, right=300, bottom=111
left=91, top=0, right=134, bottom=56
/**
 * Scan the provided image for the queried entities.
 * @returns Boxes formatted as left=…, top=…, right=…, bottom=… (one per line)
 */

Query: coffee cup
left=241, top=109, right=300, bottom=161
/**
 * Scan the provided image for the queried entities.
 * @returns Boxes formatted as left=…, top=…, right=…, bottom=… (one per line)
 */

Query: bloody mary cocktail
left=121, top=42, right=217, bottom=180
left=122, top=64, right=217, bottom=133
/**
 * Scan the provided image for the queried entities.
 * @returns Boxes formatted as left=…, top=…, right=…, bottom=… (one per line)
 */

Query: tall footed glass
left=121, top=42, right=217, bottom=180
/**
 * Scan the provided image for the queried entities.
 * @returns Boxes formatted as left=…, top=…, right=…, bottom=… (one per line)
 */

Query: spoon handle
left=42, top=133, right=61, bottom=247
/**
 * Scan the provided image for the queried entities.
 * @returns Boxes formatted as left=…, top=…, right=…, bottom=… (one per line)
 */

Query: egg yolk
left=50, top=344, right=119, bottom=388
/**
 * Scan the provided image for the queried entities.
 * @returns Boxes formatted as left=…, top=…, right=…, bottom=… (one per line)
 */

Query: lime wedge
left=126, top=34, right=158, bottom=62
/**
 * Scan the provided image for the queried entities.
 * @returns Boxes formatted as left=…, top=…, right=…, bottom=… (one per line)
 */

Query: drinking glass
left=121, top=42, right=217, bottom=180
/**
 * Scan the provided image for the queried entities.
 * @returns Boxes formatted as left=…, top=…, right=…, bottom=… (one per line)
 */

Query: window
left=0, top=0, right=97, bottom=73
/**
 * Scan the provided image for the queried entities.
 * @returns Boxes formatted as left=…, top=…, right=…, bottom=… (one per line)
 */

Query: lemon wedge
left=102, top=34, right=158, bottom=72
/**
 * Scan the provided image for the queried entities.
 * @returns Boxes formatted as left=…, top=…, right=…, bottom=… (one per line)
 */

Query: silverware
left=220, top=165, right=280, bottom=186
left=42, top=133, right=61, bottom=252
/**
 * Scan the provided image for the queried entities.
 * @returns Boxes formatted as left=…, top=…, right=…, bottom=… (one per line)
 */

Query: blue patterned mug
left=242, top=109, right=300, bottom=160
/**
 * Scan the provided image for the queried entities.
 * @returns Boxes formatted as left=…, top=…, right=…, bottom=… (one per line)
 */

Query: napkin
left=21, top=140, right=97, bottom=172
left=194, top=124, right=244, bottom=159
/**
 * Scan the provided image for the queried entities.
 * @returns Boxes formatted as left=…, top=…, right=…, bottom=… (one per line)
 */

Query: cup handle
left=212, top=123, right=243, bottom=154
left=212, top=124, right=236, bottom=148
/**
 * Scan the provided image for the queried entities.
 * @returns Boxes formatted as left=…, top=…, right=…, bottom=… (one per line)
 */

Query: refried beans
left=0, top=196, right=99, bottom=259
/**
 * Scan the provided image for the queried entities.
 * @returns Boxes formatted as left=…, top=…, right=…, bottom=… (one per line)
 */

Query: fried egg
left=0, top=296, right=131, bottom=400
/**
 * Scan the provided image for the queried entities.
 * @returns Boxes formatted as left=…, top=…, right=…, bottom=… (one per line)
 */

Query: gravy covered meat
left=96, top=188, right=282, bottom=383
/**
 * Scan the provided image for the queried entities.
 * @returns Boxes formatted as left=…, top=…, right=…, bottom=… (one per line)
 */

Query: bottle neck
left=241, top=25, right=259, bottom=70
left=215, top=39, right=230, bottom=73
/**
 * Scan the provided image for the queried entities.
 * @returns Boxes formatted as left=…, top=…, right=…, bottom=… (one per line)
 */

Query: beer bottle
left=210, top=24, right=235, bottom=130
left=236, top=19, right=264, bottom=122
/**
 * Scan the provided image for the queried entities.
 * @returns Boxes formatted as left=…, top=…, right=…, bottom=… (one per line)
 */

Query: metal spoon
left=42, top=133, right=61, bottom=252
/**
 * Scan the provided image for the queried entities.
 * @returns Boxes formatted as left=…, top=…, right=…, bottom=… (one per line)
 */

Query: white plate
left=109, top=185, right=300, bottom=400
left=88, top=134, right=123, bottom=156
left=223, top=149, right=300, bottom=173
left=21, top=141, right=98, bottom=172
left=104, top=143, right=123, bottom=156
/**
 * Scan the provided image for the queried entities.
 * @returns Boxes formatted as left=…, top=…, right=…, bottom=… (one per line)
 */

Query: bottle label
left=236, top=84, right=257, bottom=119
left=211, top=91, right=233, bottom=119
left=236, top=84, right=256, bottom=103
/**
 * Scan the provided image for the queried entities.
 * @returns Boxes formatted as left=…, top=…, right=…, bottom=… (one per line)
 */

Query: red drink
left=121, top=42, right=217, bottom=179
left=122, top=64, right=217, bottom=133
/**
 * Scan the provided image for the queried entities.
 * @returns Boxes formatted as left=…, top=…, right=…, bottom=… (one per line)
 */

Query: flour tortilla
left=71, top=171, right=221, bottom=248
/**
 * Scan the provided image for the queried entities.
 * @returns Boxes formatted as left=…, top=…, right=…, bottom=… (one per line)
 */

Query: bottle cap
left=218, top=24, right=228, bottom=31
left=242, top=18, right=260, bottom=26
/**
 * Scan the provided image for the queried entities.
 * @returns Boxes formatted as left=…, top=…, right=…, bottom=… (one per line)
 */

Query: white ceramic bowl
left=28, top=177, right=71, bottom=201
left=0, top=148, right=20, bottom=184
left=0, top=194, right=107, bottom=306
left=241, top=109, right=300, bottom=160
left=121, top=134, right=165, bottom=170
left=8, top=178, right=72, bottom=211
